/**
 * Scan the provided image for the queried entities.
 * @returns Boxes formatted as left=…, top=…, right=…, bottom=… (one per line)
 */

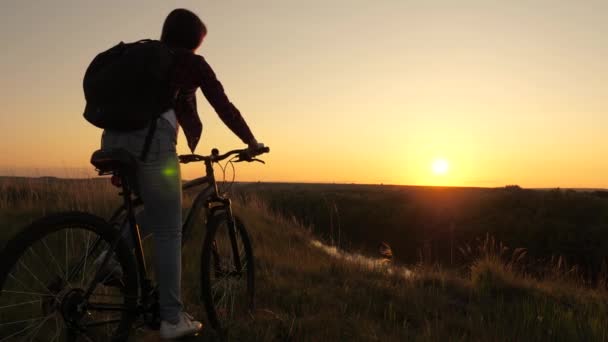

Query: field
left=235, top=183, right=608, bottom=283
left=1, top=177, right=608, bottom=341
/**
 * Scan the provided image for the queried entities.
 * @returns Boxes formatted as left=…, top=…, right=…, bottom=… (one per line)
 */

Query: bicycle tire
left=0, top=212, right=138, bottom=341
left=200, top=212, right=255, bottom=332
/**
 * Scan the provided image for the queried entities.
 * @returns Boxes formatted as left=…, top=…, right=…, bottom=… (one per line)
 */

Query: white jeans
left=101, top=117, right=183, bottom=324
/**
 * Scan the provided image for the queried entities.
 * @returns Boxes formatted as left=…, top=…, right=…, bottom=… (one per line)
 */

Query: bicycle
left=0, top=145, right=269, bottom=341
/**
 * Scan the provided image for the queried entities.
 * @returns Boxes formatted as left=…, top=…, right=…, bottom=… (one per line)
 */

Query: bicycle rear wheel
left=0, top=212, right=138, bottom=341
left=200, top=212, right=254, bottom=332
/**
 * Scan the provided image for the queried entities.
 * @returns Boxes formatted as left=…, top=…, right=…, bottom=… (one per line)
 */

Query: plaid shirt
left=170, top=50, right=255, bottom=152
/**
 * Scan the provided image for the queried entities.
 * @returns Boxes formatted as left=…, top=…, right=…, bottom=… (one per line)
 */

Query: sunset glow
left=1, top=1, right=608, bottom=188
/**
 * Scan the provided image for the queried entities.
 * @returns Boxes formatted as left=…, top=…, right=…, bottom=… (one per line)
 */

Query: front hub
left=61, top=288, right=88, bottom=325
left=41, top=276, right=66, bottom=315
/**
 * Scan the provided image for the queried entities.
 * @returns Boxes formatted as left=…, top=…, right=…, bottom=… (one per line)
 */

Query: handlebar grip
left=259, top=146, right=270, bottom=153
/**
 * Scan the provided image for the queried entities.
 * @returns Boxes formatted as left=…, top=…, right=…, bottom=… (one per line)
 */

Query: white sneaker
left=160, top=312, right=203, bottom=339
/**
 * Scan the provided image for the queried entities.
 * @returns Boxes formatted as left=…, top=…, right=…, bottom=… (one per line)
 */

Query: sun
left=431, top=158, right=449, bottom=175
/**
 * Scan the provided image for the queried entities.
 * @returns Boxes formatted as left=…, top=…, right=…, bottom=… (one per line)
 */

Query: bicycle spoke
left=0, top=314, right=55, bottom=342
left=8, top=272, right=55, bottom=297
left=16, top=261, right=57, bottom=299
left=50, top=315, right=61, bottom=342
left=0, top=316, right=47, bottom=327
left=26, top=247, right=57, bottom=283
left=211, top=279, right=226, bottom=305
left=82, top=230, right=93, bottom=288
left=66, top=228, right=79, bottom=284
left=65, top=230, right=69, bottom=281
left=22, top=313, right=54, bottom=341
left=210, top=263, right=242, bottom=318
left=42, top=239, right=66, bottom=280
left=69, top=228, right=79, bottom=284
left=2, top=289, right=56, bottom=297
left=81, top=241, right=106, bottom=288
left=0, top=299, right=42, bottom=310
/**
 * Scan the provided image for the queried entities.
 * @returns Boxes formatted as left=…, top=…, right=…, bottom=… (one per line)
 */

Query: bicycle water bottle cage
left=90, top=148, right=137, bottom=176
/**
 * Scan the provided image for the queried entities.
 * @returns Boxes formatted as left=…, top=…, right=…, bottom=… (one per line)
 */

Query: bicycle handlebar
left=178, top=146, right=270, bottom=164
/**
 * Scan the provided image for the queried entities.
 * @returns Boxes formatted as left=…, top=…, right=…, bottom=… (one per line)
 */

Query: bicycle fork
left=208, top=200, right=243, bottom=275
left=225, top=204, right=244, bottom=274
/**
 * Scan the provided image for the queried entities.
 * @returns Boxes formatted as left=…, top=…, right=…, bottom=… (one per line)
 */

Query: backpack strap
left=138, top=39, right=173, bottom=161
left=140, top=119, right=157, bottom=161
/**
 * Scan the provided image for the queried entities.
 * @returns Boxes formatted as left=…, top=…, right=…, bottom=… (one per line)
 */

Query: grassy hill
left=234, top=182, right=608, bottom=283
left=191, top=202, right=608, bottom=341
left=1, top=177, right=607, bottom=340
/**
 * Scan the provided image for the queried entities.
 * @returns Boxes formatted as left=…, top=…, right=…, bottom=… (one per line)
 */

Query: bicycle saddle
left=90, top=148, right=137, bottom=175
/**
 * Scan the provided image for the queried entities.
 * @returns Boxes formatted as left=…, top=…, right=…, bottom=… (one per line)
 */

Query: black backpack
left=82, top=39, right=175, bottom=131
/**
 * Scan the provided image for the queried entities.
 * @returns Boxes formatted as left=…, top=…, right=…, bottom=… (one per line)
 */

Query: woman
left=101, top=8, right=262, bottom=339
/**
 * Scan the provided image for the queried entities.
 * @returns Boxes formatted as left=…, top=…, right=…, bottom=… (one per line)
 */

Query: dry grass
left=1, top=178, right=608, bottom=341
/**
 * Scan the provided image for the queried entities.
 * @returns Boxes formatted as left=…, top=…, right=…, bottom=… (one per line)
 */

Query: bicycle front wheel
left=0, top=212, right=138, bottom=341
left=200, top=212, right=255, bottom=332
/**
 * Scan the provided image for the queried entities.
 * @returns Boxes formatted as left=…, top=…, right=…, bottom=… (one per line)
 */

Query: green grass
left=1, top=177, right=607, bottom=341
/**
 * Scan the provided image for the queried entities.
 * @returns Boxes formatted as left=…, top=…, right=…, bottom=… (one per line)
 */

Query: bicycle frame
left=99, top=157, right=240, bottom=305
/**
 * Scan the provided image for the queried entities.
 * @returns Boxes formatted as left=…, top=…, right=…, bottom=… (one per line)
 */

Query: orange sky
left=1, top=1, right=607, bottom=188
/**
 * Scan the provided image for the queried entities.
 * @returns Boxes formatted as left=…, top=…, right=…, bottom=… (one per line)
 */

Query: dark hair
left=161, top=9, right=207, bottom=51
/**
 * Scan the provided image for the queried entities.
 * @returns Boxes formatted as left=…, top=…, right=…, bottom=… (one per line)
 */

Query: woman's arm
left=197, top=56, right=257, bottom=146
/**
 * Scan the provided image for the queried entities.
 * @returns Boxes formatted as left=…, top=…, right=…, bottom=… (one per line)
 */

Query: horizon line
left=0, top=175, right=606, bottom=191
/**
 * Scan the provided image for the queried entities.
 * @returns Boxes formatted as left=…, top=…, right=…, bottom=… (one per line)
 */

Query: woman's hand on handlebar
left=238, top=141, right=269, bottom=163
left=248, top=139, right=265, bottom=151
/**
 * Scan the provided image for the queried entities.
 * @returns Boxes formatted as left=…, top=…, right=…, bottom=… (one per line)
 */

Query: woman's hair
left=161, top=9, right=207, bottom=51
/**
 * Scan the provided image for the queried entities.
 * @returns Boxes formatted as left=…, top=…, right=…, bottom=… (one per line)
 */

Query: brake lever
left=234, top=157, right=265, bottom=164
